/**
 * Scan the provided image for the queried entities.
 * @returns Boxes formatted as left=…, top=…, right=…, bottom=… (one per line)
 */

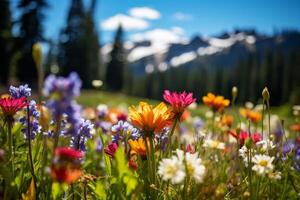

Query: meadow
left=0, top=72, right=300, bottom=200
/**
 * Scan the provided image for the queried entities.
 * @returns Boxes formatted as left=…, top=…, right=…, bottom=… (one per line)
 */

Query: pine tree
left=105, top=25, right=126, bottom=91
left=16, top=0, right=48, bottom=86
left=58, top=0, right=100, bottom=88
left=0, top=0, right=13, bottom=85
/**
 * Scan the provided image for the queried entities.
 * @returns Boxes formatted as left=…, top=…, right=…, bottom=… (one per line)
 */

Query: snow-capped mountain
left=101, top=30, right=300, bottom=75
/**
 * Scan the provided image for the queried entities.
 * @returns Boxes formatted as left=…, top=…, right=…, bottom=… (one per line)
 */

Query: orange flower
left=240, top=108, right=261, bottom=123
left=129, top=102, right=173, bottom=134
left=290, top=123, right=300, bottom=132
left=221, top=114, right=234, bottom=127
left=128, top=137, right=147, bottom=158
left=202, top=93, right=230, bottom=112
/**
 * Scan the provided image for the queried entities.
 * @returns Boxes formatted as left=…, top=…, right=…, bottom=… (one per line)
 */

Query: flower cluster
left=158, top=149, right=206, bottom=184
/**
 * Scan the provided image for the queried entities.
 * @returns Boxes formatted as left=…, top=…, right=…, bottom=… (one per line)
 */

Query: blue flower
left=9, top=84, right=31, bottom=98
left=71, top=119, right=94, bottom=151
left=43, top=72, right=81, bottom=98
left=111, top=120, right=140, bottom=143
left=19, top=100, right=41, bottom=140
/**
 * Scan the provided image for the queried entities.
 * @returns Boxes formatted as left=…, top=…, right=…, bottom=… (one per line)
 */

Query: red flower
left=54, top=147, right=84, bottom=159
left=128, top=159, right=138, bottom=170
left=104, top=143, right=118, bottom=158
left=0, top=97, right=27, bottom=117
left=228, top=130, right=262, bottom=146
left=163, top=90, right=196, bottom=115
left=51, top=147, right=83, bottom=184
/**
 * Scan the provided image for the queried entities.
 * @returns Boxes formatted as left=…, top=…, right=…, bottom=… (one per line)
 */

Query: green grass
left=77, top=90, right=158, bottom=107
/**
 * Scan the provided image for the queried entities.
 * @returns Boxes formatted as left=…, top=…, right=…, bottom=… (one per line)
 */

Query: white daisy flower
left=203, top=139, right=225, bottom=150
left=268, top=171, right=281, bottom=180
left=252, top=154, right=274, bottom=175
left=256, top=140, right=276, bottom=152
left=158, top=156, right=185, bottom=184
left=185, top=152, right=206, bottom=183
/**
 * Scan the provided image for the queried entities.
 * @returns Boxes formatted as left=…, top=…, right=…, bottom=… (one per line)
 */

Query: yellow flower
left=240, top=108, right=261, bottom=123
left=129, top=102, right=173, bottom=134
left=202, top=93, right=230, bottom=112
left=128, top=138, right=147, bottom=158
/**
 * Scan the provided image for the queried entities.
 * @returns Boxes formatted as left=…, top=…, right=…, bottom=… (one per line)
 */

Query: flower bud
left=232, top=86, right=238, bottom=99
left=245, top=138, right=253, bottom=149
left=32, top=43, right=42, bottom=68
left=262, top=87, right=270, bottom=101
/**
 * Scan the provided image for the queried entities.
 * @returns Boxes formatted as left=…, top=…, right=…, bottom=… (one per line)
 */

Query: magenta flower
left=163, top=90, right=196, bottom=115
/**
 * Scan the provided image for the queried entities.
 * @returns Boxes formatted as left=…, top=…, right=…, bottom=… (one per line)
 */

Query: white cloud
left=101, top=14, right=149, bottom=31
left=173, top=12, right=193, bottom=21
left=129, top=7, right=161, bottom=20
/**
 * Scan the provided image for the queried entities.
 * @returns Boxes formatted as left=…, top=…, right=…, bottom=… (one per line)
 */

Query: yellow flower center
left=259, top=160, right=268, bottom=167
left=187, top=163, right=195, bottom=174
left=166, top=165, right=176, bottom=175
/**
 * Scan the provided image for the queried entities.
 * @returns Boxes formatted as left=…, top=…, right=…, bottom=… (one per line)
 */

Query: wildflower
left=252, top=154, right=274, bottom=175
left=229, top=130, right=262, bottom=146
left=185, top=151, right=206, bottom=183
left=95, top=137, right=103, bottom=153
left=111, top=120, right=140, bottom=142
left=268, top=171, right=281, bottom=180
left=256, top=139, right=276, bottom=152
left=0, top=97, right=27, bottom=120
left=71, top=119, right=94, bottom=151
left=97, top=104, right=108, bottom=118
left=129, top=102, right=173, bottom=134
left=51, top=147, right=83, bottom=184
left=163, top=90, right=196, bottom=116
left=9, top=84, right=31, bottom=99
left=128, top=159, right=138, bottom=170
left=128, top=138, right=147, bottom=158
left=221, top=114, right=234, bottom=127
left=19, top=100, right=41, bottom=139
left=43, top=73, right=82, bottom=136
left=158, top=156, right=186, bottom=184
left=240, top=108, right=261, bottom=123
left=290, top=122, right=300, bottom=132
left=203, top=139, right=225, bottom=150
left=104, top=143, right=118, bottom=158
left=202, top=93, right=230, bottom=112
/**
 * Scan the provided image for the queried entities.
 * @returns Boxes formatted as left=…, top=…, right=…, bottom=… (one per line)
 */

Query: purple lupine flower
left=19, top=100, right=41, bottom=139
left=282, top=140, right=295, bottom=155
left=43, top=72, right=82, bottom=137
left=193, top=117, right=204, bottom=130
left=294, top=148, right=300, bottom=171
left=43, top=72, right=81, bottom=98
left=95, top=137, right=103, bottom=153
left=97, top=121, right=112, bottom=134
left=111, top=120, right=140, bottom=142
left=9, top=84, right=31, bottom=98
left=71, top=119, right=94, bottom=151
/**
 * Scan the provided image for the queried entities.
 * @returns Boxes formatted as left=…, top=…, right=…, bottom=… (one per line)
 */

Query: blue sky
left=11, top=0, right=300, bottom=44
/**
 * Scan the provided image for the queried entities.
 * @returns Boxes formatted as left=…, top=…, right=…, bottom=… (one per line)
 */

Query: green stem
left=27, top=105, right=37, bottom=190
left=168, top=117, right=179, bottom=155
left=7, top=121, right=15, bottom=179
left=53, top=116, right=62, bottom=152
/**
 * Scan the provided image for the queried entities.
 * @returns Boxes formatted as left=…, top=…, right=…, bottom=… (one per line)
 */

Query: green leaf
left=95, top=181, right=107, bottom=199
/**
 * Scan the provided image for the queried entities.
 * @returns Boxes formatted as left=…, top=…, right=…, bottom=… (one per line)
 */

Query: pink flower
left=104, top=143, right=118, bottom=158
left=239, top=130, right=262, bottom=146
left=163, top=90, right=196, bottom=115
left=0, top=96, right=27, bottom=117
